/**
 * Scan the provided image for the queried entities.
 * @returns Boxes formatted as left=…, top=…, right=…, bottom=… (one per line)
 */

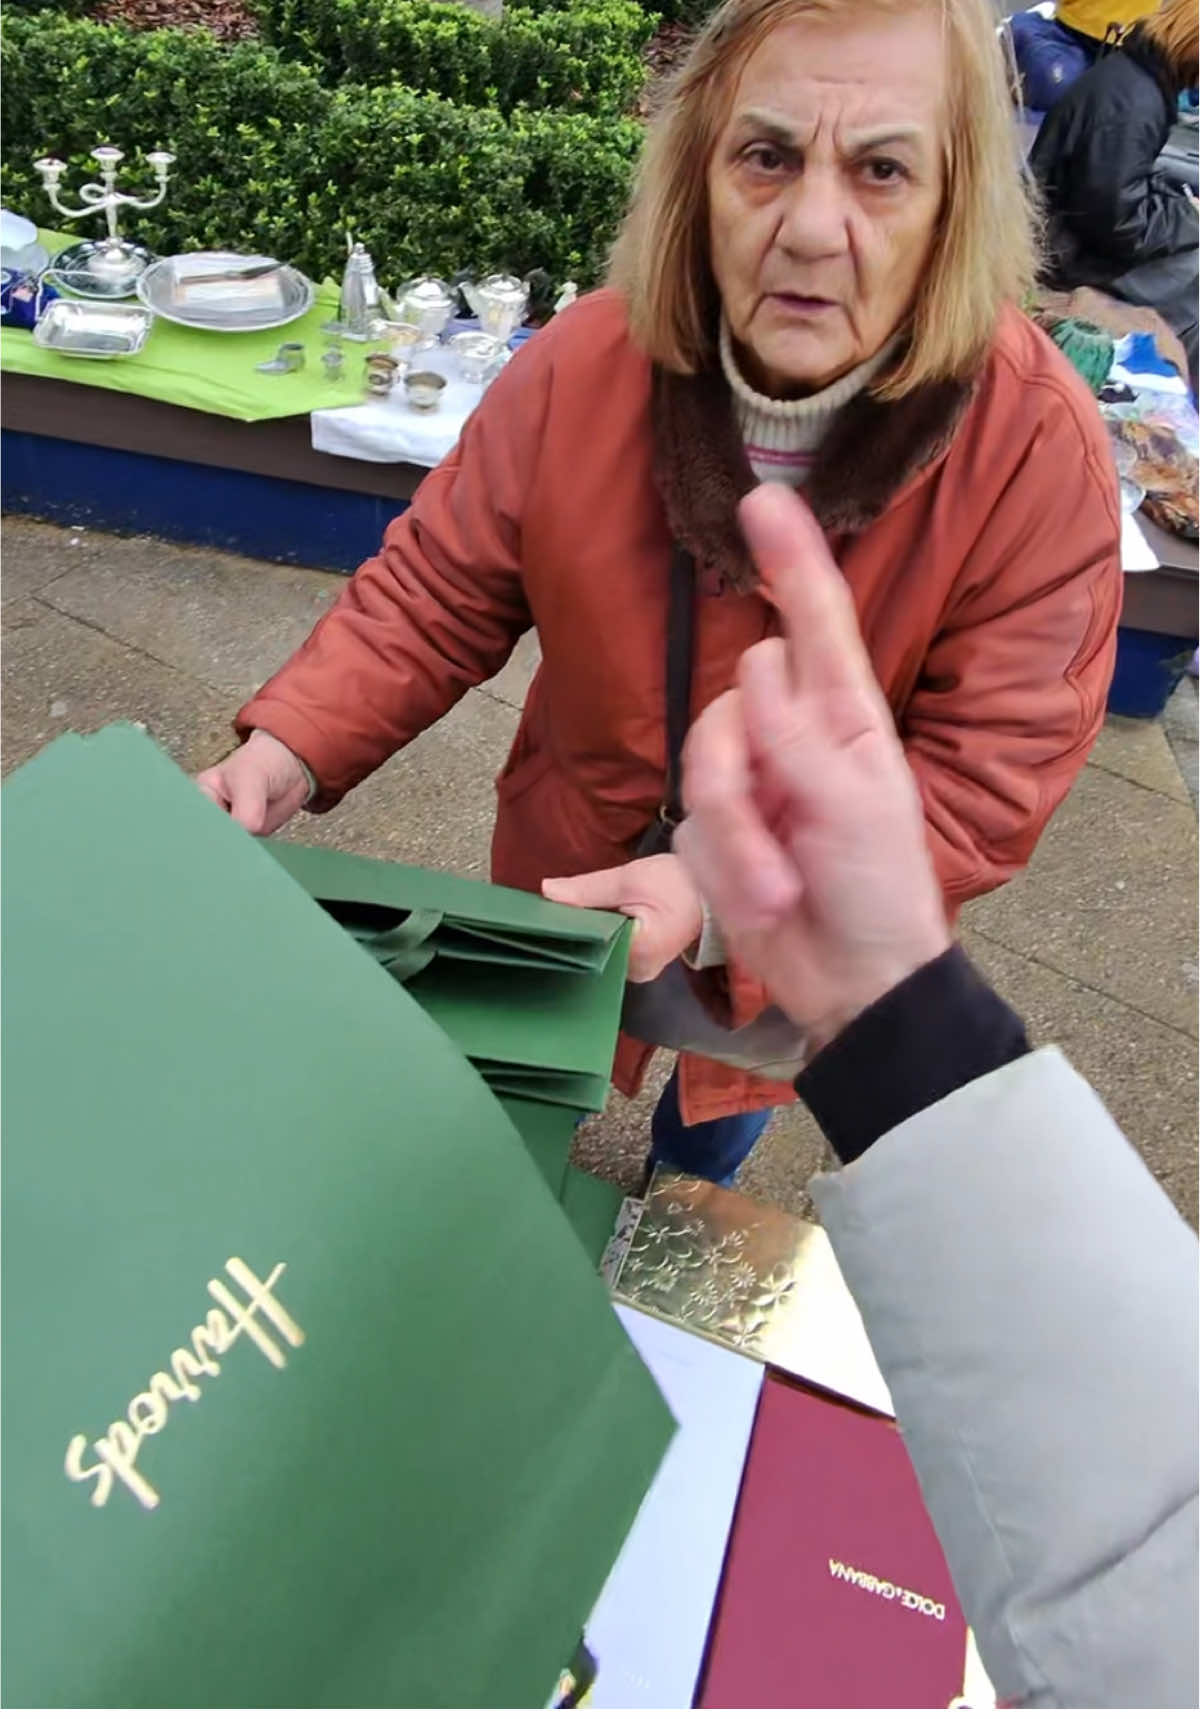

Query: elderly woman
left=200, top=0, right=1121, bottom=1186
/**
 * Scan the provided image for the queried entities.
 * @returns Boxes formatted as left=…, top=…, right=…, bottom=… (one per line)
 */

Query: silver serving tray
left=44, top=238, right=153, bottom=301
left=33, top=298, right=154, bottom=360
left=137, top=252, right=314, bottom=332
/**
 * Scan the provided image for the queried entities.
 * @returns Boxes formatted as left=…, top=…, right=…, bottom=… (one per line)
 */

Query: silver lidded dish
left=33, top=298, right=153, bottom=359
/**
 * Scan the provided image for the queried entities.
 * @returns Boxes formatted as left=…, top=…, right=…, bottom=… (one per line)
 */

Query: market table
left=0, top=368, right=422, bottom=570
left=0, top=231, right=429, bottom=567
left=2, top=251, right=1196, bottom=712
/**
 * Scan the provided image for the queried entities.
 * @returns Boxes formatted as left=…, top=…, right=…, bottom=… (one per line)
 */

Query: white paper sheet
left=1121, top=508, right=1160, bottom=573
left=587, top=1306, right=764, bottom=1710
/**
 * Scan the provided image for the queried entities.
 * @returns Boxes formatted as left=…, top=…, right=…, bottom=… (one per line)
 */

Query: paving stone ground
left=3, top=516, right=1196, bottom=1223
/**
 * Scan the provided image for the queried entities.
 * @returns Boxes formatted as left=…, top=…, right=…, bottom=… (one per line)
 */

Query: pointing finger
left=679, top=691, right=801, bottom=932
left=739, top=483, right=889, bottom=725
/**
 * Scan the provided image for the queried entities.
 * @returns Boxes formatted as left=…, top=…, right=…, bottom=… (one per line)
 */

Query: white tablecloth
left=1121, top=508, right=1159, bottom=572
left=310, top=359, right=486, bottom=468
left=310, top=337, right=1191, bottom=582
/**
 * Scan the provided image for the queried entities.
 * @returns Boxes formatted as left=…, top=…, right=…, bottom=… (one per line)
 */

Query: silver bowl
left=404, top=370, right=446, bottom=411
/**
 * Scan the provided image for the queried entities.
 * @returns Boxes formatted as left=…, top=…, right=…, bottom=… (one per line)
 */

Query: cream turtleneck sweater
left=719, top=317, right=896, bottom=487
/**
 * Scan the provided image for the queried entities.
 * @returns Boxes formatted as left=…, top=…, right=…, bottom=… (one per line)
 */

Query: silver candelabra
left=34, top=145, right=174, bottom=298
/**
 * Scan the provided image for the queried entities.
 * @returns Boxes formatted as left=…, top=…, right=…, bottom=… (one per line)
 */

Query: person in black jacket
left=1029, top=0, right=1199, bottom=390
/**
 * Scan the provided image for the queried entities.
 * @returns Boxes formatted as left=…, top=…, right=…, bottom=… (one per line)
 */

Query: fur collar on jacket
left=651, top=353, right=973, bottom=592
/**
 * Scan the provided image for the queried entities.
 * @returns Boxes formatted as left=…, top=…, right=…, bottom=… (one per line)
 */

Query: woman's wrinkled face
left=707, top=8, right=948, bottom=394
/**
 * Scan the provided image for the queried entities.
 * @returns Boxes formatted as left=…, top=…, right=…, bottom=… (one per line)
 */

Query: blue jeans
left=648, top=1065, right=772, bottom=1188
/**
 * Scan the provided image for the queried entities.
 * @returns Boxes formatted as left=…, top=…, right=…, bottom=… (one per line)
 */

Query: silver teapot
left=461, top=273, right=528, bottom=343
left=396, top=276, right=456, bottom=347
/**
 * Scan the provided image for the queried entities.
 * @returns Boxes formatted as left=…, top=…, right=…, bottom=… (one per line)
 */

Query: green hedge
left=652, top=0, right=716, bottom=24
left=0, top=13, right=642, bottom=285
left=1, top=17, right=325, bottom=265
left=305, top=82, right=642, bottom=285
left=253, top=0, right=654, bottom=115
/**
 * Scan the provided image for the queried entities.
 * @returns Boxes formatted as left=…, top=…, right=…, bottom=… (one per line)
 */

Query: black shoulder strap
left=662, top=543, right=696, bottom=832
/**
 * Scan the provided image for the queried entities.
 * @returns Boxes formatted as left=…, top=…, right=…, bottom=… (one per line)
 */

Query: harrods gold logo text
left=65, top=1257, right=305, bottom=1511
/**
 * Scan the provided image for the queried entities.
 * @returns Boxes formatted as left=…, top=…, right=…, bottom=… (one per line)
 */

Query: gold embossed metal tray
left=611, top=1170, right=893, bottom=1416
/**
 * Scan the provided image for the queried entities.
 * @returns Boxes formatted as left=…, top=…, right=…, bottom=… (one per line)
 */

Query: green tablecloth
left=0, top=231, right=366, bottom=421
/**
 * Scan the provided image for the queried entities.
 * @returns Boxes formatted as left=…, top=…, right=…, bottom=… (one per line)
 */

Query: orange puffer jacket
left=239, top=289, right=1121, bottom=1123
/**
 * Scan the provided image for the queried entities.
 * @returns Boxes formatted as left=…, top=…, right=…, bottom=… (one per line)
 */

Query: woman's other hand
left=195, top=730, right=310, bottom=835
left=542, top=853, right=703, bottom=981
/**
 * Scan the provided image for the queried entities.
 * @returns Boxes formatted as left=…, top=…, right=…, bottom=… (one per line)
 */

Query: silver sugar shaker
left=339, top=238, right=382, bottom=342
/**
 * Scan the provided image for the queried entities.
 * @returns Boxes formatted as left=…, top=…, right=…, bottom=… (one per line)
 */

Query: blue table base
left=1106, top=625, right=1195, bottom=720
left=1, top=428, right=407, bottom=574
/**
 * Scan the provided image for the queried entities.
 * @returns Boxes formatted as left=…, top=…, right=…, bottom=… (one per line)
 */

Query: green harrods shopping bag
left=1, top=726, right=674, bottom=1709
left=498, top=1097, right=627, bottom=1267
left=264, top=839, right=632, bottom=1112
left=500, top=1096, right=580, bottom=1195
left=262, top=839, right=626, bottom=975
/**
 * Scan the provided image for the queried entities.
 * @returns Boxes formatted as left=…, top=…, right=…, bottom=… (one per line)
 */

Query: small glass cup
left=447, top=330, right=500, bottom=385
left=382, top=321, right=423, bottom=367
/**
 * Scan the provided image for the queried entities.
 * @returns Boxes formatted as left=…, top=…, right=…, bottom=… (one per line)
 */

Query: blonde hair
left=1137, top=0, right=1199, bottom=85
left=608, top=0, right=1039, bottom=397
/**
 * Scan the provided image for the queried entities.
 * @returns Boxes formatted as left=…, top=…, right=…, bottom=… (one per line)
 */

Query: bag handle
left=662, top=543, right=696, bottom=832
left=342, top=907, right=445, bottom=982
